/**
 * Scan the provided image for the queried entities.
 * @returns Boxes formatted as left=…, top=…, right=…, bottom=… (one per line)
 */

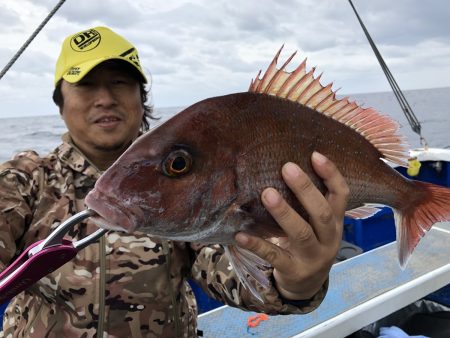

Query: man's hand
left=235, top=151, right=349, bottom=300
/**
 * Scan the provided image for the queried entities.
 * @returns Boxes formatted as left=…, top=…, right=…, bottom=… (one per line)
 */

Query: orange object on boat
left=247, top=313, right=269, bottom=328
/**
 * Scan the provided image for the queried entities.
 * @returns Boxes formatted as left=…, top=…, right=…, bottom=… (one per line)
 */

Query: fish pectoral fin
left=224, top=245, right=272, bottom=302
left=345, top=204, right=383, bottom=219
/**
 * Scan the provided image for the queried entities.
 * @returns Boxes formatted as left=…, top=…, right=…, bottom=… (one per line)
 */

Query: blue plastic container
left=188, top=280, right=224, bottom=314
left=397, top=160, right=449, bottom=187
left=343, top=207, right=396, bottom=252
left=0, top=302, right=8, bottom=330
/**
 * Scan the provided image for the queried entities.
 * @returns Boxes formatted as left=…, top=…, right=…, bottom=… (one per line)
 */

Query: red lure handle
left=0, top=239, right=77, bottom=303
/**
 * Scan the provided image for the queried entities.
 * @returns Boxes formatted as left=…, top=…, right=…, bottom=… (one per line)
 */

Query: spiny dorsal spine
left=249, top=46, right=409, bottom=166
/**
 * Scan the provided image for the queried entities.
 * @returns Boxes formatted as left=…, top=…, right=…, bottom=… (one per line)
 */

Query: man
left=0, top=26, right=348, bottom=337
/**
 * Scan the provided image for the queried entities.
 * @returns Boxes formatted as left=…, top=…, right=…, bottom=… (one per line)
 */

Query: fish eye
left=162, top=149, right=193, bottom=177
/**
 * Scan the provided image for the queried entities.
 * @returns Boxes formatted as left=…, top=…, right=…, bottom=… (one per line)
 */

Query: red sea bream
left=85, top=47, right=450, bottom=298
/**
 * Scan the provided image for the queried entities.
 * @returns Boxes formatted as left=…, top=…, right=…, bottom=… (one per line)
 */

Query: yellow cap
left=54, top=26, right=147, bottom=85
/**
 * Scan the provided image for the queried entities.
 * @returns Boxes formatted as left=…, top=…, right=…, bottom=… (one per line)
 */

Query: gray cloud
left=1, top=0, right=450, bottom=117
left=47, top=0, right=144, bottom=26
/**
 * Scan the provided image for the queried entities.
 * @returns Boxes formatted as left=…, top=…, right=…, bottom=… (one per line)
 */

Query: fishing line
left=0, top=0, right=66, bottom=80
left=348, top=0, right=429, bottom=149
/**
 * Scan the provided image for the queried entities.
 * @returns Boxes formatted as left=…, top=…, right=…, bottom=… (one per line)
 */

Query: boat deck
left=198, top=221, right=450, bottom=337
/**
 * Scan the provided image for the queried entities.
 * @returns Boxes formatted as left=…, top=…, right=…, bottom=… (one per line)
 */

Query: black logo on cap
left=121, top=48, right=142, bottom=69
left=70, top=29, right=101, bottom=52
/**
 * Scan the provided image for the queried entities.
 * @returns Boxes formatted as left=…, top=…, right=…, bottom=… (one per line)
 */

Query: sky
left=0, top=0, right=449, bottom=118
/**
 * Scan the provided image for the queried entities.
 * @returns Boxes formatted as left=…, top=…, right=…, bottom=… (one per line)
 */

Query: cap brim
left=61, top=56, right=147, bottom=84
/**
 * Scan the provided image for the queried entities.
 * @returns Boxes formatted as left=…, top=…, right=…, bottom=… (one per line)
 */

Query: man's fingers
left=261, top=187, right=318, bottom=249
left=234, top=232, right=287, bottom=268
left=311, top=152, right=349, bottom=221
left=280, top=161, right=335, bottom=243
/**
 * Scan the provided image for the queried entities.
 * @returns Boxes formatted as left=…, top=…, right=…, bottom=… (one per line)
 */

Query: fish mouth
left=85, top=189, right=141, bottom=232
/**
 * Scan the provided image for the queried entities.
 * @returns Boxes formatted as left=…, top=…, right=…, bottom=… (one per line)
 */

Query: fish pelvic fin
left=224, top=245, right=272, bottom=303
left=396, top=181, right=450, bottom=268
left=345, top=204, right=383, bottom=219
left=248, top=46, right=409, bottom=167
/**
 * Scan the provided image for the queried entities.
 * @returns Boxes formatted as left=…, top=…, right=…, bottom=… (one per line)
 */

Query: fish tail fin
left=224, top=245, right=272, bottom=302
left=396, top=181, right=450, bottom=267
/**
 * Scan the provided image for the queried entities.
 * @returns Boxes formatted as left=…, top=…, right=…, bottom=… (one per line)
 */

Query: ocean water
left=0, top=87, right=448, bottom=163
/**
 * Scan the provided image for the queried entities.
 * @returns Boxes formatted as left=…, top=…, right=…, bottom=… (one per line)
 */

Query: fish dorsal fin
left=248, top=46, right=409, bottom=166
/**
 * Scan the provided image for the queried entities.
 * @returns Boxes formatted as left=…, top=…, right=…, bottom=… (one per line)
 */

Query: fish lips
left=85, top=189, right=141, bottom=233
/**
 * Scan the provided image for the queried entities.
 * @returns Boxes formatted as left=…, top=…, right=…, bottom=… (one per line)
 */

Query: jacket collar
left=56, top=132, right=103, bottom=179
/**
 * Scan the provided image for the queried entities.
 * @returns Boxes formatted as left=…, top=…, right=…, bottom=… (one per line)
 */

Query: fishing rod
left=348, top=0, right=428, bottom=149
left=0, top=0, right=67, bottom=80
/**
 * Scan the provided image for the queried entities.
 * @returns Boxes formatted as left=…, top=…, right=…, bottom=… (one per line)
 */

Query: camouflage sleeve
left=0, top=152, right=41, bottom=269
left=189, top=243, right=328, bottom=315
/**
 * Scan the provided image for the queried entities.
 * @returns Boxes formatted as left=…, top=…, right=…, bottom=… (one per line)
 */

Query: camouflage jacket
left=0, top=134, right=327, bottom=337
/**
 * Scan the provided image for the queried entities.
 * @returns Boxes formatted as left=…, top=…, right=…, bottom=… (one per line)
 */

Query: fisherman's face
left=60, top=61, right=143, bottom=167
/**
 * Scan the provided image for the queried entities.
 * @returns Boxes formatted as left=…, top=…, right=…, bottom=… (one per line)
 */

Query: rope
left=0, top=0, right=67, bottom=80
left=348, top=0, right=428, bottom=149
